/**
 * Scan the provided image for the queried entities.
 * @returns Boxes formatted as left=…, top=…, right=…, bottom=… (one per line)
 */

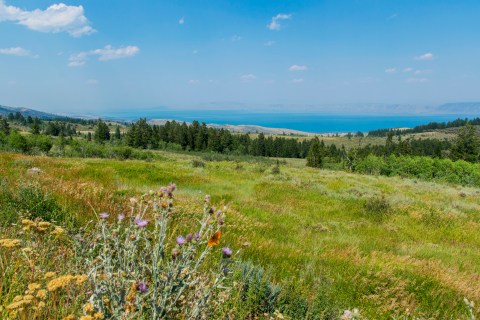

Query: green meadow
left=1, top=150, right=479, bottom=319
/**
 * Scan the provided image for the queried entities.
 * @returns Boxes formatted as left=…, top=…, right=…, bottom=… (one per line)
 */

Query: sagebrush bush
left=363, top=195, right=392, bottom=221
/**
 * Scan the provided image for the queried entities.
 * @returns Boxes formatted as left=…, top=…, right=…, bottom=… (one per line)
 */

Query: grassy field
left=1, top=150, right=479, bottom=318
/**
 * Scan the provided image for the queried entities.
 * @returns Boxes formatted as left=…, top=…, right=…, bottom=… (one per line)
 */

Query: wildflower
left=168, top=183, right=176, bottom=192
left=63, top=315, right=76, bottom=320
left=22, top=219, right=35, bottom=226
left=38, top=301, right=46, bottom=310
left=99, top=213, right=109, bottom=220
left=74, top=274, right=88, bottom=285
left=80, top=316, right=94, bottom=320
left=36, top=289, right=47, bottom=299
left=0, top=239, right=20, bottom=248
left=44, top=272, right=56, bottom=279
left=176, top=235, right=186, bottom=246
left=222, top=247, right=233, bottom=258
left=186, top=234, right=193, bottom=242
left=93, top=312, right=104, bottom=319
left=134, top=217, right=148, bottom=228
left=117, top=213, right=125, bottom=221
left=83, top=302, right=95, bottom=313
left=38, top=222, right=51, bottom=228
left=125, top=283, right=137, bottom=314
left=51, top=227, right=65, bottom=236
left=47, top=275, right=74, bottom=291
left=137, top=281, right=148, bottom=293
left=222, top=267, right=230, bottom=276
left=193, top=232, right=200, bottom=241
left=27, top=283, right=41, bottom=292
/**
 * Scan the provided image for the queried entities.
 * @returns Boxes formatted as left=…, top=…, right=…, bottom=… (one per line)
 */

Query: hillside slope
left=1, top=151, right=478, bottom=318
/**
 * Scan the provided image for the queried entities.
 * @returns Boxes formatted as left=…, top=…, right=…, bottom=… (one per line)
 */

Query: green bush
left=363, top=195, right=392, bottom=221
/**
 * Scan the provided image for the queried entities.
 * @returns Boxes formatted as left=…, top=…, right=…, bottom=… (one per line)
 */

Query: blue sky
left=1, top=0, right=479, bottom=114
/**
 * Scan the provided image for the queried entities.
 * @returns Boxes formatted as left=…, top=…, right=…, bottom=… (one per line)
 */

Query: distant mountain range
left=0, top=105, right=63, bottom=119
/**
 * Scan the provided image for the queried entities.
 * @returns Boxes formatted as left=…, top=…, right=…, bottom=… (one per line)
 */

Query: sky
left=1, top=0, right=480, bottom=114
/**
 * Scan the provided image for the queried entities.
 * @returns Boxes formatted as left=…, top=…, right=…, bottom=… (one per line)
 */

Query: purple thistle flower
left=222, top=267, right=230, bottom=276
left=117, top=213, right=125, bottom=221
left=186, top=234, right=193, bottom=242
left=222, top=247, right=233, bottom=258
left=168, top=183, right=177, bottom=192
left=135, top=217, right=148, bottom=228
left=216, top=210, right=222, bottom=218
left=137, top=281, right=148, bottom=293
left=99, top=212, right=109, bottom=220
left=176, top=235, right=186, bottom=246
left=193, top=232, right=200, bottom=241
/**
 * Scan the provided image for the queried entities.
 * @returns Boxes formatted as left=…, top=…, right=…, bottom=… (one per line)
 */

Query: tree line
left=367, top=117, right=480, bottom=137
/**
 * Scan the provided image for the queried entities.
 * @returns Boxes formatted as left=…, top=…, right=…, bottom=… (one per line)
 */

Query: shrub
left=363, top=195, right=392, bottom=221
left=192, top=159, right=206, bottom=168
left=75, top=186, right=234, bottom=319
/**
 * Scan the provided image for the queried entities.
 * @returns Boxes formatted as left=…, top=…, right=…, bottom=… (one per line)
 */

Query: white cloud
left=188, top=79, right=200, bottom=84
left=264, top=40, right=276, bottom=46
left=292, top=78, right=304, bottom=83
left=387, top=13, right=398, bottom=20
left=289, top=64, right=307, bottom=71
left=240, top=74, right=256, bottom=82
left=403, top=67, right=413, bottom=72
left=86, top=79, right=98, bottom=85
left=0, top=0, right=95, bottom=37
left=414, top=69, right=432, bottom=75
left=69, top=45, right=140, bottom=67
left=267, top=13, right=291, bottom=31
left=406, top=77, right=428, bottom=83
left=385, top=67, right=396, bottom=74
left=415, top=52, right=434, bottom=60
left=178, top=17, right=185, bottom=24
left=231, top=35, right=242, bottom=42
left=0, top=46, right=34, bottom=57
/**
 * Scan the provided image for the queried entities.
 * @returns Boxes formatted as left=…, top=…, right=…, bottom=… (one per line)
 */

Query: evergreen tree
left=0, top=116, right=10, bottom=135
left=114, top=125, right=122, bottom=140
left=94, top=120, right=111, bottom=143
left=30, top=117, right=41, bottom=135
left=306, top=137, right=323, bottom=168
left=451, top=124, right=480, bottom=162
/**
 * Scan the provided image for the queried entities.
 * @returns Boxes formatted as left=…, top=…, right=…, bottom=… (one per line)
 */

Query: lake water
left=106, top=110, right=476, bottom=133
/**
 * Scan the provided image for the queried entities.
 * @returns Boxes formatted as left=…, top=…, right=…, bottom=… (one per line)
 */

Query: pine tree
left=114, top=125, right=121, bottom=140
left=30, top=118, right=41, bottom=135
left=306, top=137, right=323, bottom=168
left=93, top=120, right=111, bottom=143
left=0, top=117, right=10, bottom=135
left=451, top=124, right=479, bottom=162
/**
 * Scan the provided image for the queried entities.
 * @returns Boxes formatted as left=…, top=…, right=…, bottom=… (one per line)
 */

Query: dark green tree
left=93, top=120, right=111, bottom=143
left=306, top=137, right=323, bottom=168
left=451, top=124, right=479, bottom=162
left=30, top=117, right=41, bottom=135
left=0, top=116, right=10, bottom=135
left=114, top=125, right=121, bottom=140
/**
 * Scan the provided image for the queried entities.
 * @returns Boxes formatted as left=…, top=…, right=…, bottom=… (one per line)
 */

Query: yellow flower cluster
left=46, top=274, right=88, bottom=292
left=0, top=238, right=20, bottom=248
left=6, top=281, right=48, bottom=315
left=81, top=303, right=104, bottom=319
left=21, top=218, right=66, bottom=236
